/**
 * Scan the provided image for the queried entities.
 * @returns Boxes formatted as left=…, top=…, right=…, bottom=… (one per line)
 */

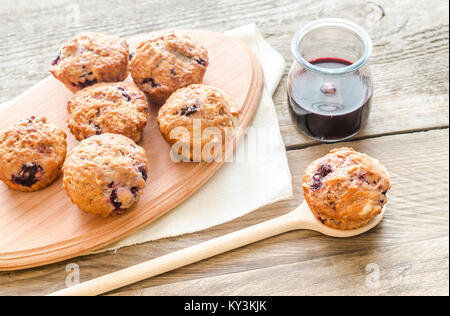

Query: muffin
left=63, top=133, right=149, bottom=217
left=302, top=148, right=391, bottom=230
left=50, top=32, right=129, bottom=93
left=0, top=116, right=67, bottom=192
left=130, top=31, right=209, bottom=105
left=157, top=84, right=239, bottom=162
left=67, top=82, right=149, bottom=142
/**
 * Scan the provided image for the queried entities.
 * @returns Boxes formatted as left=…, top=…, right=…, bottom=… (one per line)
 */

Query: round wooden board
left=0, top=30, right=264, bottom=271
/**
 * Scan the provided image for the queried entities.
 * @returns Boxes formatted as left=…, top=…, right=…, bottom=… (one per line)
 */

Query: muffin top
left=0, top=116, right=67, bottom=191
left=63, top=133, right=149, bottom=217
left=157, top=84, right=238, bottom=161
left=130, top=31, right=209, bottom=105
left=67, top=82, right=149, bottom=142
left=50, top=32, right=129, bottom=92
left=302, top=147, right=391, bottom=230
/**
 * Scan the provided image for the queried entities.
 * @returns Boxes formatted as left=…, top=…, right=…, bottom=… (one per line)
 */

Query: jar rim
left=291, top=18, right=373, bottom=75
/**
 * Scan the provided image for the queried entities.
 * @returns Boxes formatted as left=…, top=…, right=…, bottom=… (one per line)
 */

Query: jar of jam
left=288, top=18, right=373, bottom=142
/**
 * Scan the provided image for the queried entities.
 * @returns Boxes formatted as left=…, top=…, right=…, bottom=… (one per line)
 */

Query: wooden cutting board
left=0, top=30, right=264, bottom=271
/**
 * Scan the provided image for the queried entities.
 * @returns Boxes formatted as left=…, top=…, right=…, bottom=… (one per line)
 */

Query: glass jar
left=287, top=18, right=373, bottom=142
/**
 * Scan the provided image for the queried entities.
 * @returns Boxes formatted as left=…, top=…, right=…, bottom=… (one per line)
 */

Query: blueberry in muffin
left=62, top=133, right=149, bottom=217
left=50, top=32, right=129, bottom=93
left=67, top=82, right=149, bottom=142
left=130, top=31, right=209, bottom=105
left=0, top=116, right=67, bottom=191
left=302, top=148, right=391, bottom=230
left=157, top=84, right=239, bottom=162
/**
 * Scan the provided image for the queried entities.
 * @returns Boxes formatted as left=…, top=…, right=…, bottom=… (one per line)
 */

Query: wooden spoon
left=48, top=200, right=386, bottom=296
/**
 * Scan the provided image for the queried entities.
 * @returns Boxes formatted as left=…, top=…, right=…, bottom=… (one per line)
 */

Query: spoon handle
left=49, top=210, right=304, bottom=296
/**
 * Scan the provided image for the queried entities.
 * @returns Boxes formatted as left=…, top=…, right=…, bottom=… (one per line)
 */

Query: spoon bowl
left=291, top=200, right=386, bottom=238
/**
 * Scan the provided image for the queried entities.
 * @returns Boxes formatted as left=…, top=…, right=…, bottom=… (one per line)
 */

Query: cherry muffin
left=302, top=148, right=391, bottom=230
left=157, top=84, right=238, bottom=162
left=62, top=133, right=148, bottom=217
left=0, top=116, right=67, bottom=191
left=50, top=32, right=129, bottom=93
left=130, top=31, right=209, bottom=105
left=67, top=82, right=149, bottom=142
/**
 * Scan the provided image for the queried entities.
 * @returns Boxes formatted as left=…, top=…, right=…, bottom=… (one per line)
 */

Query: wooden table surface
left=0, top=0, right=448, bottom=296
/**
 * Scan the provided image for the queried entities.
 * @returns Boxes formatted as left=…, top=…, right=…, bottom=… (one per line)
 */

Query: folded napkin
left=0, top=24, right=292, bottom=252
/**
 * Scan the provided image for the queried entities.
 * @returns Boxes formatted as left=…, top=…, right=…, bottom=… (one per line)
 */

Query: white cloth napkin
left=0, top=24, right=293, bottom=252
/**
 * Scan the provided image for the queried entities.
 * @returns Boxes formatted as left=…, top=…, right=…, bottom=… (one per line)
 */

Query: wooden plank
left=0, top=0, right=447, bottom=296
left=111, top=237, right=449, bottom=296
left=1, top=0, right=449, bottom=149
left=269, top=0, right=450, bottom=148
left=0, top=129, right=447, bottom=295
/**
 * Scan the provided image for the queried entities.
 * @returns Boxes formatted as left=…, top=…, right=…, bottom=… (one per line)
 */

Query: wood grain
left=0, top=0, right=448, bottom=149
left=112, top=237, right=449, bottom=296
left=0, top=31, right=264, bottom=271
left=0, top=0, right=448, bottom=296
left=270, top=0, right=449, bottom=148
left=1, top=129, right=447, bottom=295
